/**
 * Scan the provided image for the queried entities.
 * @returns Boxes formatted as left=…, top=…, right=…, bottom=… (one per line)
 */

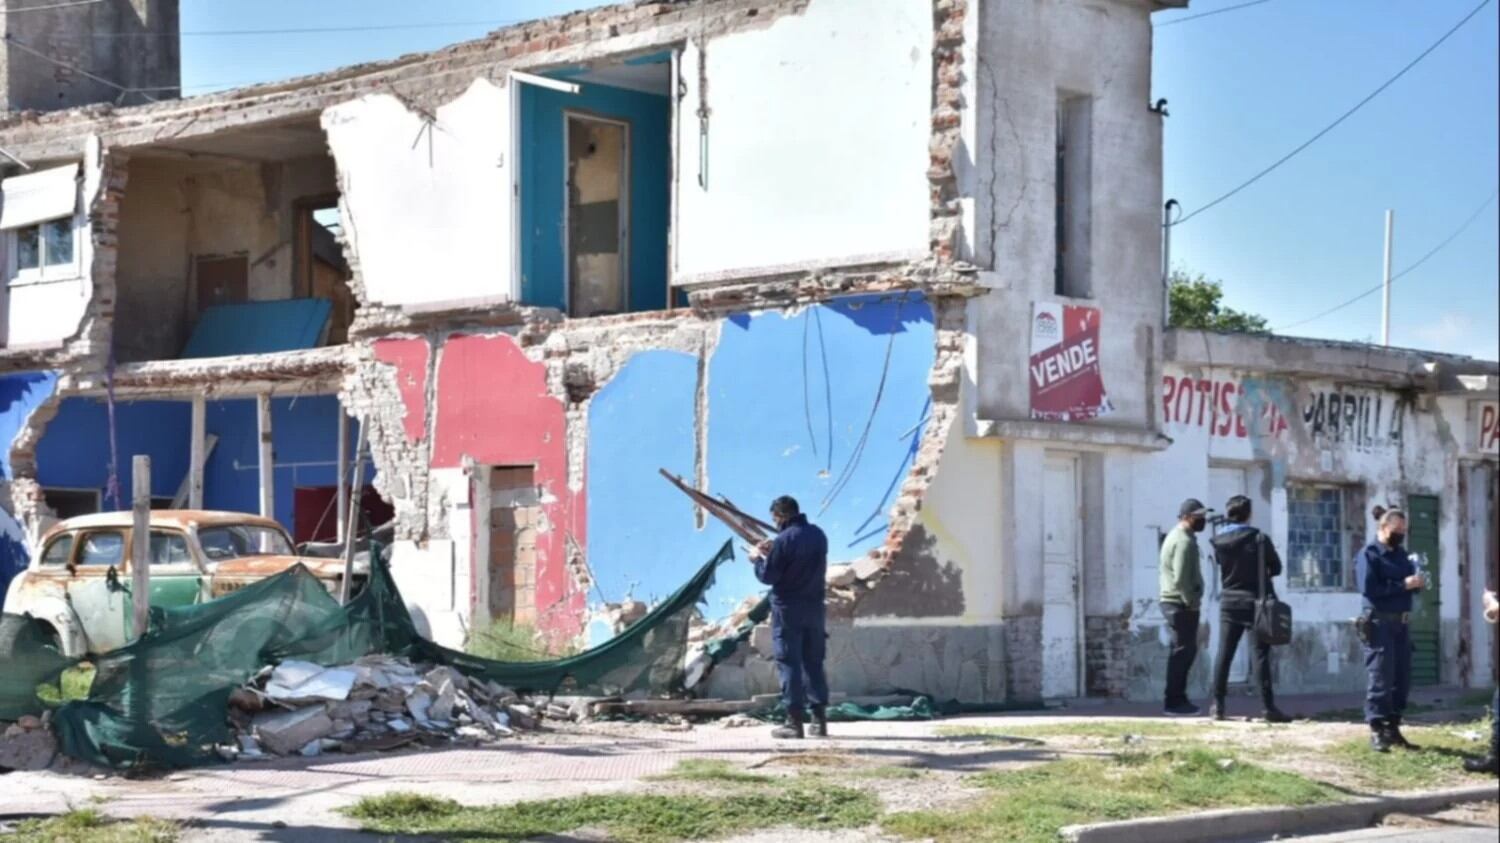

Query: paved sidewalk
left=1, top=685, right=1490, bottom=842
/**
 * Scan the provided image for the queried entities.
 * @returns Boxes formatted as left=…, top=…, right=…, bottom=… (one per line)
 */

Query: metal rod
left=131, top=455, right=151, bottom=639
left=336, top=406, right=349, bottom=542
left=340, top=422, right=369, bottom=605
left=1381, top=209, right=1394, bottom=347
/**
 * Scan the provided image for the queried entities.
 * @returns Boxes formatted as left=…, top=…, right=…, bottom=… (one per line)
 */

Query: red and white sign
left=1478, top=401, right=1500, bottom=456
left=1029, top=302, right=1112, bottom=422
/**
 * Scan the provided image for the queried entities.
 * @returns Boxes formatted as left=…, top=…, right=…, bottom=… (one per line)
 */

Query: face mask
left=1387, top=531, right=1405, bottom=547
left=1190, top=517, right=1206, bottom=533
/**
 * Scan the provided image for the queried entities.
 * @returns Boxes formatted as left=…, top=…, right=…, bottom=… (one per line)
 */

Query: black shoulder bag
left=1255, top=534, right=1293, bottom=646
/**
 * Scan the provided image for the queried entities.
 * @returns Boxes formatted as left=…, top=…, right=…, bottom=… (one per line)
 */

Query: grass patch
left=939, top=720, right=1201, bottom=742
left=36, top=663, right=95, bottom=706
left=883, top=746, right=1341, bottom=843
left=464, top=621, right=575, bottom=663
left=5, top=810, right=177, bottom=842
left=346, top=785, right=880, bottom=843
left=653, top=759, right=772, bottom=784
left=1326, top=722, right=1493, bottom=790
left=840, top=765, right=924, bottom=780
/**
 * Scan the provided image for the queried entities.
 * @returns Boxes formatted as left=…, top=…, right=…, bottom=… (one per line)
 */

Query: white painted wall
left=1129, top=365, right=1490, bottom=692
left=970, top=0, right=1163, bottom=428
left=324, top=79, right=514, bottom=308
left=673, top=0, right=932, bottom=282
left=1, top=138, right=99, bottom=348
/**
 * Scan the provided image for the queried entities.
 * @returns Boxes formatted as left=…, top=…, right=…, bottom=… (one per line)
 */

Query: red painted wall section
left=373, top=338, right=430, bottom=443
left=431, top=333, right=586, bottom=638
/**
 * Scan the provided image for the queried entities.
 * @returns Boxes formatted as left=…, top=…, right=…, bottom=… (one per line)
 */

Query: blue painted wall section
left=36, top=395, right=370, bottom=531
left=519, top=77, right=670, bottom=312
left=0, top=371, right=59, bottom=596
left=587, top=293, right=935, bottom=616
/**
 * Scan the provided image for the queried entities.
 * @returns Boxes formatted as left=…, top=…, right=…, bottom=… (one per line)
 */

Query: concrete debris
left=227, top=654, right=536, bottom=760
left=826, top=565, right=858, bottom=588
left=0, top=712, right=56, bottom=771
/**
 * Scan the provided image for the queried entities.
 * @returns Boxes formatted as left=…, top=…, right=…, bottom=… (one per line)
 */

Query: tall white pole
left=131, top=456, right=151, bottom=639
left=257, top=394, right=274, bottom=518
left=1381, top=209, right=1394, bottom=347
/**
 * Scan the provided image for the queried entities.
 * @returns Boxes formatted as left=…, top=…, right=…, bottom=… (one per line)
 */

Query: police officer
left=752, top=496, right=830, bottom=740
left=1355, top=508, right=1425, bottom=752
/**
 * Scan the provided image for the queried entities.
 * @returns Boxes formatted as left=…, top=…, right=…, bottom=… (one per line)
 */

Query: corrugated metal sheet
left=181, top=299, right=332, bottom=359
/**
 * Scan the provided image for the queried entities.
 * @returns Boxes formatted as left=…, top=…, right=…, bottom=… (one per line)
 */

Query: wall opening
left=488, top=465, right=541, bottom=626
left=519, top=52, right=673, bottom=316
left=114, top=117, right=351, bottom=362
left=1054, top=93, right=1093, bottom=299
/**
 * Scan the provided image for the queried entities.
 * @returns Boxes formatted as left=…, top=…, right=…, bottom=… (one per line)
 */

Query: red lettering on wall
left=1161, top=374, right=1287, bottom=440
left=1481, top=403, right=1499, bottom=452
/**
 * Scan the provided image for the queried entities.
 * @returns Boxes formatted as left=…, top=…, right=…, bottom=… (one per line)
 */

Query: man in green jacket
left=1160, top=498, right=1208, bottom=716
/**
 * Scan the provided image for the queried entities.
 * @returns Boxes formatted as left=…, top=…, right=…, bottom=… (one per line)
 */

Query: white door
left=1207, top=466, right=1251, bottom=683
left=1042, top=455, right=1082, bottom=698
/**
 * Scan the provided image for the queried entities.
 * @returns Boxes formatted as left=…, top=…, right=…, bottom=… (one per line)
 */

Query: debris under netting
left=224, top=656, right=536, bottom=760
left=1, top=540, right=735, bottom=770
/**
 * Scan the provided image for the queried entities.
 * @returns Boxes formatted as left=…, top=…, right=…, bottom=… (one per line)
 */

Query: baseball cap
left=1178, top=498, right=1208, bottom=518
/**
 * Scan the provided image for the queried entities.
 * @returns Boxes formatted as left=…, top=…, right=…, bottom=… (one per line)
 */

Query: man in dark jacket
left=1356, top=508, right=1425, bottom=752
left=1209, top=496, right=1292, bottom=723
left=752, top=495, right=830, bottom=740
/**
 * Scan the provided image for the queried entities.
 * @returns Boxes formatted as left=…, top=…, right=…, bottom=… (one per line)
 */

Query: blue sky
left=181, top=0, right=1500, bottom=360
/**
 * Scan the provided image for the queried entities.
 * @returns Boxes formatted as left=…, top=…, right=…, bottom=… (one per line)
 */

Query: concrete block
left=254, top=707, right=335, bottom=756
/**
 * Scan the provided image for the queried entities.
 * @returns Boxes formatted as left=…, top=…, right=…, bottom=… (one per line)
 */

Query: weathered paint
left=586, top=294, right=934, bottom=612
left=0, top=372, right=60, bottom=595
left=373, top=338, right=431, bottom=444
left=429, top=333, right=584, bottom=633
left=519, top=77, right=670, bottom=312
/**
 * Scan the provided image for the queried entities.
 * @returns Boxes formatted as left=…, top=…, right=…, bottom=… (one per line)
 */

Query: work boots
left=772, top=709, right=804, bottom=740
left=808, top=705, right=829, bottom=738
left=1209, top=699, right=1227, bottom=721
left=1369, top=720, right=1393, bottom=753
left=1463, top=751, right=1499, bottom=775
left=1262, top=703, right=1293, bottom=724
left=1387, top=716, right=1419, bottom=750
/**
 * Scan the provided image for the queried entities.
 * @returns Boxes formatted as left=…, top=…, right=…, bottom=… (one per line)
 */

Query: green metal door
left=1407, top=495, right=1441, bottom=686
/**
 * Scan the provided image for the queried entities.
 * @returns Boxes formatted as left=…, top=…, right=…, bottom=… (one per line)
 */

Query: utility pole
left=1381, top=209, right=1394, bottom=347
left=131, top=455, right=151, bottom=639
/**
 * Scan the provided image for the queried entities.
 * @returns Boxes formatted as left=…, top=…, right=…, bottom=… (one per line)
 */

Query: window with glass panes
left=9, top=215, right=77, bottom=282
left=1286, top=485, right=1353, bottom=589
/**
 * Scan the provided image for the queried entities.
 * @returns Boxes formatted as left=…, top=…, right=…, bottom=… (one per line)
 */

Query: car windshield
left=197, top=525, right=294, bottom=561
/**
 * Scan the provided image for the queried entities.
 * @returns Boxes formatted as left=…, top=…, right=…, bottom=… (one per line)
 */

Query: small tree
left=1168, top=271, right=1269, bottom=333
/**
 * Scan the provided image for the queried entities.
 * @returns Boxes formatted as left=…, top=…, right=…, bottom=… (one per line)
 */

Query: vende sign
left=1029, top=302, right=1112, bottom=422
left=1478, top=401, right=1500, bottom=455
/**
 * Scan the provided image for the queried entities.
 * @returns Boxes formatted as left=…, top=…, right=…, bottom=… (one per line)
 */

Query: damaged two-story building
left=0, top=0, right=1494, bottom=705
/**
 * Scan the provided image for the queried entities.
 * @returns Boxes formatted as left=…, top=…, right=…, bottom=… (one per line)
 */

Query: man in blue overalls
left=1355, top=508, right=1426, bottom=753
left=752, top=495, right=830, bottom=740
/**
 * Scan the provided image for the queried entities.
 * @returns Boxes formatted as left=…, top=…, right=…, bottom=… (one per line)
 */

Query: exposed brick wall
left=1085, top=614, right=1131, bottom=698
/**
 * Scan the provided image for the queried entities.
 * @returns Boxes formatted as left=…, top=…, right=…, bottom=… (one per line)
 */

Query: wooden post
left=131, top=455, right=151, bottom=639
left=257, top=393, right=274, bottom=518
left=336, top=406, right=349, bottom=542
left=189, top=394, right=205, bottom=510
left=339, top=422, right=369, bottom=605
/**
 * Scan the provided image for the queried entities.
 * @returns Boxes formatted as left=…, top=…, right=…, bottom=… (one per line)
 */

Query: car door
left=136, top=529, right=209, bottom=613
left=65, top=528, right=131, bottom=652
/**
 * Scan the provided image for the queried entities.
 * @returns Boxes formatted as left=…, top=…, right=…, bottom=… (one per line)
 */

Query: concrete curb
left=1059, top=783, right=1500, bottom=843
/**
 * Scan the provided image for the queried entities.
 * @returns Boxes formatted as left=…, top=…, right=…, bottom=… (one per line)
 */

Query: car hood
left=210, top=555, right=369, bottom=581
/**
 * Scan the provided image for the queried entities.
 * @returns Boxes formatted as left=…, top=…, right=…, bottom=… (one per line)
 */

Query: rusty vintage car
left=2, top=510, right=367, bottom=657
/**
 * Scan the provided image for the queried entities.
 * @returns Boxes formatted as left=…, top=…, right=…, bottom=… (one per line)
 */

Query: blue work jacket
left=753, top=514, right=828, bottom=609
left=1356, top=540, right=1416, bottom=614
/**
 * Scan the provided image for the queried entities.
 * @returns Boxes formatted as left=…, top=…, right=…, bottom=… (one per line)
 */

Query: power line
left=1, top=0, right=103, bottom=12
left=88, top=19, right=525, bottom=37
left=1273, top=188, right=1499, bottom=333
left=1172, top=0, right=1494, bottom=226
left=2, top=33, right=157, bottom=102
left=1156, top=0, right=1276, bottom=28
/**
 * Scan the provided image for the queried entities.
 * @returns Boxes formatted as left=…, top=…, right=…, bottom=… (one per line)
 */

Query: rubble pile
left=0, top=712, right=56, bottom=771
left=224, top=655, right=542, bottom=760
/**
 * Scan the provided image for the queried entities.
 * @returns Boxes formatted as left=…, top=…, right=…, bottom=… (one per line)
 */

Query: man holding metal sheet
left=751, top=495, right=830, bottom=740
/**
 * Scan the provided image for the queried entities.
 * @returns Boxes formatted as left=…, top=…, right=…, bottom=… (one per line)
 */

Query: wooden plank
left=189, top=395, right=205, bottom=510
left=257, top=394, right=274, bottom=518
left=131, top=456, right=151, bottom=639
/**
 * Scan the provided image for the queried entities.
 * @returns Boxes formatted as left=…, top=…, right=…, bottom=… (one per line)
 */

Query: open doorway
left=566, top=114, right=629, bottom=318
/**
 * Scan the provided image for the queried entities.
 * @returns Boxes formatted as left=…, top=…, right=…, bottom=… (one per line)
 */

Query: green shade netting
left=3, top=540, right=731, bottom=770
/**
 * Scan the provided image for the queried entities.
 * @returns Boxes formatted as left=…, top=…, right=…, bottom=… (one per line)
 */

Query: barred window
left=1286, top=485, right=1359, bottom=590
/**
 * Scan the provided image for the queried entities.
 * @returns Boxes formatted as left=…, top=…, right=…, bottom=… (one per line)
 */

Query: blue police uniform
left=753, top=514, right=830, bottom=713
left=1355, top=539, right=1416, bottom=726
